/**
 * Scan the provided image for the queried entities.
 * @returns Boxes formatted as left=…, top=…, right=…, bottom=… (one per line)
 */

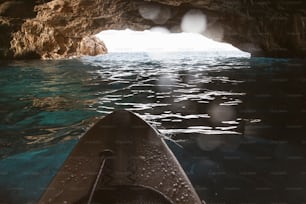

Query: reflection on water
left=0, top=53, right=306, bottom=203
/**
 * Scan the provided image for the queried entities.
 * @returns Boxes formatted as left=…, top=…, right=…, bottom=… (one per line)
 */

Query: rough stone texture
left=0, top=0, right=306, bottom=59
left=77, top=36, right=107, bottom=57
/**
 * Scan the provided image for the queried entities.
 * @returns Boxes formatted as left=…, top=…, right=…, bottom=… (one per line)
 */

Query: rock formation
left=0, top=0, right=305, bottom=59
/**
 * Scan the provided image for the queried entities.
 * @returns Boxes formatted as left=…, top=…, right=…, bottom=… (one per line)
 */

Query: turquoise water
left=0, top=53, right=306, bottom=203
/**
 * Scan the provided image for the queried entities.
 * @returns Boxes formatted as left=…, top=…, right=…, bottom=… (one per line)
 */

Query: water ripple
left=0, top=53, right=252, bottom=156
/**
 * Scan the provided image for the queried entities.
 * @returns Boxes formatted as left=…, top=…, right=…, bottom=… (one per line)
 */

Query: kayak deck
left=39, top=110, right=201, bottom=204
left=77, top=185, right=172, bottom=204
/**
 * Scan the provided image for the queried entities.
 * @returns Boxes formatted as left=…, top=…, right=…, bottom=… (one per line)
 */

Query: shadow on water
left=170, top=57, right=306, bottom=203
left=0, top=53, right=306, bottom=203
left=0, top=140, right=77, bottom=204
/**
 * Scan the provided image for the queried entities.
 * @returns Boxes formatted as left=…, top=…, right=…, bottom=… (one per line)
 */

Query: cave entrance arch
left=96, top=29, right=250, bottom=57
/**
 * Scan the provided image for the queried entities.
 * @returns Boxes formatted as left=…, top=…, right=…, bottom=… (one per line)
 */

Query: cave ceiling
left=0, top=0, right=305, bottom=59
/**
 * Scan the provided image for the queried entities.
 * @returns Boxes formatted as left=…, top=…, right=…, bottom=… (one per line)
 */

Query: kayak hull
left=39, top=110, right=202, bottom=204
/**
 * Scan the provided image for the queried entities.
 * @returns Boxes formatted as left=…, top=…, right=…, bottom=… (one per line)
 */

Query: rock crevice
left=0, top=0, right=305, bottom=59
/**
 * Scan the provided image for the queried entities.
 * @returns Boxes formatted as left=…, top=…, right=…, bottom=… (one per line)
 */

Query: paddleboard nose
left=110, top=110, right=132, bottom=128
left=39, top=110, right=202, bottom=204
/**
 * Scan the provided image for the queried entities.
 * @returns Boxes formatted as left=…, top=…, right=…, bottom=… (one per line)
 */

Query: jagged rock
left=77, top=36, right=107, bottom=57
left=0, top=0, right=305, bottom=59
left=0, top=0, right=36, bottom=18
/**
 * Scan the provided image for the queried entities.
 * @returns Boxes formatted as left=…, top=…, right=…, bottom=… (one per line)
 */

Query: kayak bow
left=39, top=110, right=202, bottom=204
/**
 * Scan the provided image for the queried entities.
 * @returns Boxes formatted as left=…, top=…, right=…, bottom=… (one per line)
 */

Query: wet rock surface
left=0, top=0, right=306, bottom=59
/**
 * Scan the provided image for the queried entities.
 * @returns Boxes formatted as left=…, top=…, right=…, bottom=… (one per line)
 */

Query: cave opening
left=96, top=29, right=250, bottom=58
left=93, top=7, right=250, bottom=58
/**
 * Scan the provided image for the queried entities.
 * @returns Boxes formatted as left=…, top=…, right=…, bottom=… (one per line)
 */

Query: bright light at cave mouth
left=96, top=29, right=250, bottom=57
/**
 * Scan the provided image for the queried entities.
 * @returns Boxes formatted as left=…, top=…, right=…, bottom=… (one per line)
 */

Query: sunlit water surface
left=0, top=52, right=306, bottom=203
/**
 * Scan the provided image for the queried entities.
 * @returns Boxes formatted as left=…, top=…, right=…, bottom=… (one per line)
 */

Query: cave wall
left=0, top=0, right=305, bottom=59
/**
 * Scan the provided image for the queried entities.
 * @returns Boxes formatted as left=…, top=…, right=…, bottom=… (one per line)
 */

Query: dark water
left=0, top=52, right=306, bottom=203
